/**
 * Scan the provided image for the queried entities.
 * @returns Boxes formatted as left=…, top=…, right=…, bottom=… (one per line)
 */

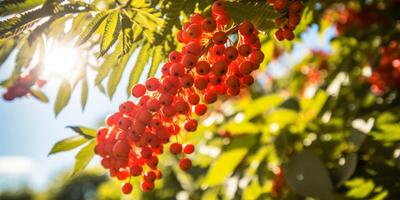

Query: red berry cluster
left=94, top=0, right=264, bottom=195
left=267, top=0, right=304, bottom=41
left=370, top=41, right=400, bottom=95
left=335, top=5, right=380, bottom=35
left=2, top=68, right=46, bottom=101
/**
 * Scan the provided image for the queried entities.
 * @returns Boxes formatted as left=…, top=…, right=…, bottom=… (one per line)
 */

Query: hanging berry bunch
left=267, top=0, right=304, bottom=41
left=94, top=0, right=265, bottom=194
left=370, top=41, right=400, bottom=95
left=2, top=68, right=46, bottom=101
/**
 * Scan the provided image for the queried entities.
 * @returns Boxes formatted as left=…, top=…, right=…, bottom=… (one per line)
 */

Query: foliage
left=2, top=0, right=400, bottom=199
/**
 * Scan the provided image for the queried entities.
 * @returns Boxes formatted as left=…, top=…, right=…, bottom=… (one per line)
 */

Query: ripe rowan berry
left=122, top=183, right=133, bottom=194
left=183, top=144, right=195, bottom=154
left=170, top=143, right=182, bottom=154
left=179, top=158, right=192, bottom=171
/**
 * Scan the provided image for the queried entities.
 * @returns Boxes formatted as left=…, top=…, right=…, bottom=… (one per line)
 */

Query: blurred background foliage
left=1, top=0, right=400, bottom=199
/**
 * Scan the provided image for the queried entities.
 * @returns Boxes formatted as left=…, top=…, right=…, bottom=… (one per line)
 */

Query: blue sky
left=0, top=24, right=335, bottom=192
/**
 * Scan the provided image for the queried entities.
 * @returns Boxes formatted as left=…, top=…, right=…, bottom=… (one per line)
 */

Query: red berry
left=170, top=63, right=185, bottom=77
left=194, top=104, right=207, bottom=116
left=146, top=78, right=160, bottom=91
left=212, top=61, right=228, bottom=76
left=239, top=61, right=254, bottom=75
left=196, top=61, right=211, bottom=75
left=122, top=183, right=133, bottom=194
left=131, top=165, right=143, bottom=176
left=239, top=21, right=254, bottom=36
left=204, top=91, right=217, bottom=104
left=141, top=181, right=154, bottom=192
left=275, top=29, right=284, bottom=41
left=212, top=31, right=227, bottom=45
left=179, top=158, right=192, bottom=171
left=169, top=50, right=182, bottom=62
left=238, top=45, right=252, bottom=57
left=183, top=144, right=195, bottom=154
left=184, top=119, right=198, bottom=132
left=182, top=54, right=198, bottom=69
left=225, top=46, right=239, bottom=61
left=131, top=84, right=146, bottom=98
left=194, top=76, right=209, bottom=90
left=212, top=0, right=225, bottom=15
left=202, top=17, right=217, bottom=32
left=170, top=143, right=182, bottom=154
left=188, top=93, right=200, bottom=105
left=186, top=24, right=203, bottom=39
left=144, top=171, right=157, bottom=182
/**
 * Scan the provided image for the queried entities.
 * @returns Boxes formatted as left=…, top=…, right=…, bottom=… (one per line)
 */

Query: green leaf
left=240, top=94, right=284, bottom=121
left=202, top=148, right=248, bottom=187
left=373, top=124, right=400, bottom=142
left=345, top=178, right=374, bottom=198
left=0, top=39, right=16, bottom=67
left=126, top=43, right=151, bottom=96
left=77, top=11, right=109, bottom=45
left=221, top=121, right=262, bottom=135
left=72, top=139, right=96, bottom=175
left=54, top=80, right=71, bottom=117
left=224, top=1, right=281, bottom=33
left=107, top=42, right=135, bottom=99
left=0, top=0, right=45, bottom=17
left=100, top=10, right=121, bottom=57
left=66, top=126, right=96, bottom=139
left=48, top=135, right=88, bottom=155
left=284, top=151, right=334, bottom=199
left=120, top=12, right=134, bottom=57
left=81, top=78, right=88, bottom=111
left=147, top=45, right=163, bottom=78
left=30, top=89, right=49, bottom=103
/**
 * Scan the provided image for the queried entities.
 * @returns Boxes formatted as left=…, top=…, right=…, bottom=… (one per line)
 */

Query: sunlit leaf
left=48, top=135, right=88, bottom=155
left=100, top=10, right=120, bottom=57
left=54, top=80, right=71, bottom=117
left=72, top=139, right=96, bottom=175
left=126, top=43, right=151, bottom=96
left=77, top=11, right=108, bottom=45
left=30, top=89, right=49, bottom=103
left=81, top=77, right=88, bottom=111
left=345, top=178, right=374, bottom=198
left=66, top=126, right=96, bottom=138
left=147, top=45, right=163, bottom=78
left=0, top=0, right=45, bottom=17
left=107, top=44, right=135, bottom=99
left=202, top=148, right=248, bottom=187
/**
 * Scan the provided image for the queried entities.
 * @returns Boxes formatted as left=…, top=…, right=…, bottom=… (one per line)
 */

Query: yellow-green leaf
left=54, top=80, right=71, bottom=117
left=48, top=135, right=88, bottom=155
left=72, top=139, right=96, bottom=175
left=30, top=89, right=49, bottom=103
left=126, top=43, right=151, bottom=96
left=202, top=148, right=248, bottom=187
left=107, top=43, right=135, bottom=99
left=100, top=10, right=120, bottom=57
left=66, top=126, right=96, bottom=138
left=81, top=78, right=88, bottom=111
left=147, top=45, right=163, bottom=78
left=77, top=11, right=108, bottom=45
